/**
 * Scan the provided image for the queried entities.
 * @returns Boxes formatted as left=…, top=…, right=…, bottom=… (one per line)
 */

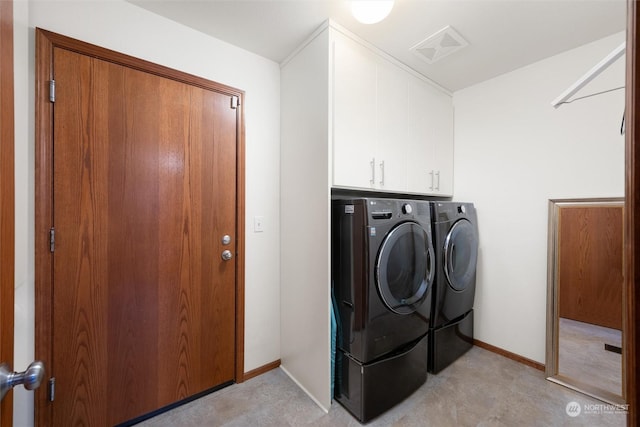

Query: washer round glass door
left=376, top=222, right=435, bottom=315
left=444, top=219, right=478, bottom=292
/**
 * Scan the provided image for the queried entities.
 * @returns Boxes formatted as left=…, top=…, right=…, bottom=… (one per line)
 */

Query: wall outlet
left=254, top=216, right=265, bottom=232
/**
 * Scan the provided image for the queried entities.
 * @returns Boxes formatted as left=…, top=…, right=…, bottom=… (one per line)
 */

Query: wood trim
left=35, top=28, right=242, bottom=98
left=235, top=93, right=246, bottom=383
left=473, top=340, right=545, bottom=372
left=34, top=29, right=54, bottom=426
left=243, top=360, right=281, bottom=382
left=34, top=29, right=246, bottom=424
left=626, top=0, right=639, bottom=424
left=0, top=1, right=15, bottom=425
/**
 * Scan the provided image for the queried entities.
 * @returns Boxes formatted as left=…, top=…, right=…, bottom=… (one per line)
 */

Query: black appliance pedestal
left=428, top=309, right=474, bottom=374
left=334, top=334, right=428, bottom=423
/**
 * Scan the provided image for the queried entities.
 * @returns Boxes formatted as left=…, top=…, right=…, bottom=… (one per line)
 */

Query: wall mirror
left=546, top=198, right=625, bottom=405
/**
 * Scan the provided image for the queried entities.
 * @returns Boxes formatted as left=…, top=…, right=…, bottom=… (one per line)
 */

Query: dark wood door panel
left=558, top=205, right=623, bottom=330
left=50, top=45, right=237, bottom=426
left=51, top=47, right=110, bottom=425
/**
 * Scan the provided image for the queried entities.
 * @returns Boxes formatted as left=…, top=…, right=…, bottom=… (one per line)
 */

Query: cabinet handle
left=370, top=158, right=376, bottom=185
left=429, top=170, right=434, bottom=191
left=379, top=160, right=385, bottom=186
left=435, top=171, right=440, bottom=191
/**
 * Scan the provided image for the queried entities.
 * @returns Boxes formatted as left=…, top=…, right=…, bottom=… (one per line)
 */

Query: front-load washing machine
left=429, top=201, right=479, bottom=374
left=332, top=197, right=435, bottom=422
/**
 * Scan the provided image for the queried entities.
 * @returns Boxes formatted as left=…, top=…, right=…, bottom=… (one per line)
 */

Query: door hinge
left=49, top=227, right=55, bottom=252
left=48, top=377, right=55, bottom=402
left=230, top=95, right=239, bottom=109
left=49, top=80, right=56, bottom=103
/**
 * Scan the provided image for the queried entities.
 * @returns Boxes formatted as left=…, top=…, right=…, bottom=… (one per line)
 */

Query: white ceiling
left=129, top=0, right=626, bottom=92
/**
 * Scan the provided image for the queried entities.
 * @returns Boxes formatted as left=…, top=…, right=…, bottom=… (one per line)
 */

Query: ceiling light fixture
left=350, top=0, right=394, bottom=25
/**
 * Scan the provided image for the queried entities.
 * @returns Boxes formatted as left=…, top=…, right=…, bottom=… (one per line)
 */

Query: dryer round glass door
left=443, top=219, right=478, bottom=292
left=376, top=222, right=435, bottom=315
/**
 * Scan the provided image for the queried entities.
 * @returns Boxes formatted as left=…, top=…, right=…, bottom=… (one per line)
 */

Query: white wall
left=14, top=1, right=281, bottom=424
left=453, top=32, right=625, bottom=364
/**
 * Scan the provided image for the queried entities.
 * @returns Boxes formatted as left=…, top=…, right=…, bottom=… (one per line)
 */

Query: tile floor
left=139, top=346, right=626, bottom=426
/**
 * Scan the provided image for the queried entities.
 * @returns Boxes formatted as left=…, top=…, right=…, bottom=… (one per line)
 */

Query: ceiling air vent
left=410, top=26, right=468, bottom=64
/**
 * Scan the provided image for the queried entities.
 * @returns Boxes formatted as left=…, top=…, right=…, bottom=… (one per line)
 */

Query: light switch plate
left=254, top=216, right=264, bottom=232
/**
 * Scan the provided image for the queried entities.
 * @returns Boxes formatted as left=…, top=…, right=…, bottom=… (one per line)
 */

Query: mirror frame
left=546, top=197, right=626, bottom=405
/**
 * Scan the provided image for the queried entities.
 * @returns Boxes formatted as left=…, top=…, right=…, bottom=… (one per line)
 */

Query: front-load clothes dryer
left=332, top=198, right=435, bottom=423
left=429, top=201, right=479, bottom=374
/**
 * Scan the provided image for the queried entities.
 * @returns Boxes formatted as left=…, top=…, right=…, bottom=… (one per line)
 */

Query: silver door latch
left=221, top=250, right=233, bottom=261
left=0, top=361, right=45, bottom=401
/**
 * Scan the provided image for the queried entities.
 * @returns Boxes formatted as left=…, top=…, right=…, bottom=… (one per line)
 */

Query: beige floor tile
left=138, top=346, right=626, bottom=427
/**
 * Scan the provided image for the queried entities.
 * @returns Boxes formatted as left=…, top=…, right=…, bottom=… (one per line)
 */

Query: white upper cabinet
left=432, top=93, right=454, bottom=196
left=407, top=75, right=454, bottom=195
left=376, top=57, right=408, bottom=192
left=330, top=28, right=453, bottom=196
left=332, top=31, right=378, bottom=189
left=332, top=30, right=410, bottom=192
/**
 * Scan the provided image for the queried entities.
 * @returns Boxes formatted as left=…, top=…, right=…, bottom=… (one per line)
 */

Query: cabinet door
left=332, top=32, right=378, bottom=189
left=376, top=59, right=408, bottom=192
left=407, top=76, right=435, bottom=193
left=431, top=89, right=454, bottom=196
left=406, top=76, right=454, bottom=196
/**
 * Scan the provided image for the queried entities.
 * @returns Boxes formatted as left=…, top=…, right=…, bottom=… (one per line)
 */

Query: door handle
left=370, top=158, right=376, bottom=185
left=0, top=361, right=45, bottom=401
left=221, top=250, right=233, bottom=261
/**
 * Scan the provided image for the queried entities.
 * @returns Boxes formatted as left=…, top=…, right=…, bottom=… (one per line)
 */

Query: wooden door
left=558, top=204, right=623, bottom=330
left=36, top=30, right=245, bottom=426
left=0, top=0, right=14, bottom=425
